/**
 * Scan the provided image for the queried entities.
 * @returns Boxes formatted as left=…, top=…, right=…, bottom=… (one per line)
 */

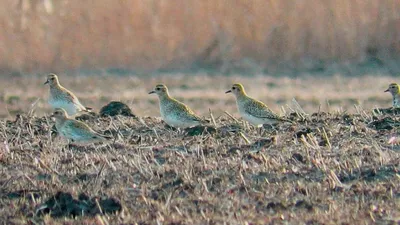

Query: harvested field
left=0, top=74, right=399, bottom=224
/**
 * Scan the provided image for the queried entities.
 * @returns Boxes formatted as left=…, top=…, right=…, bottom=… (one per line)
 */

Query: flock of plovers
left=43, top=73, right=400, bottom=144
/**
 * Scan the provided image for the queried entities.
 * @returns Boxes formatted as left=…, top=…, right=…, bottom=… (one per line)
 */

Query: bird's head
left=225, top=83, right=246, bottom=96
left=44, top=73, right=60, bottom=86
left=149, top=84, right=169, bottom=96
left=52, top=108, right=68, bottom=120
left=385, top=83, right=400, bottom=95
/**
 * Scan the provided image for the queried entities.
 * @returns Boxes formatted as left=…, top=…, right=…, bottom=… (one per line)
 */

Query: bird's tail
left=91, top=134, right=113, bottom=143
left=102, top=134, right=113, bottom=141
left=202, top=119, right=211, bottom=124
left=280, top=117, right=295, bottom=124
left=192, top=115, right=211, bottom=125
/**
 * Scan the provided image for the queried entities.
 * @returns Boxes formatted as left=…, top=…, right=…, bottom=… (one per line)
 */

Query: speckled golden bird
left=226, top=83, right=292, bottom=127
left=149, top=84, right=206, bottom=128
left=385, top=83, right=400, bottom=108
left=45, top=74, right=91, bottom=116
left=52, top=108, right=109, bottom=143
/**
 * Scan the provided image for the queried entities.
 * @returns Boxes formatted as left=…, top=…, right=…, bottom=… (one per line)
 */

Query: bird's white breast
left=241, top=112, right=265, bottom=127
left=48, top=98, right=78, bottom=116
left=393, top=97, right=400, bottom=108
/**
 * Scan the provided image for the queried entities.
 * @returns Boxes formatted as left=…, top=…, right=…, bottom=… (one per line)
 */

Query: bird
left=225, top=83, right=292, bottom=127
left=384, top=83, right=400, bottom=108
left=44, top=73, right=91, bottom=116
left=149, top=84, right=206, bottom=128
left=52, top=108, right=110, bottom=144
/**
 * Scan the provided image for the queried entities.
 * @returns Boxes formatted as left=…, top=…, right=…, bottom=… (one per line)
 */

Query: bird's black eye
left=50, top=78, right=54, bottom=80
left=156, top=87, right=160, bottom=91
left=232, top=87, right=236, bottom=90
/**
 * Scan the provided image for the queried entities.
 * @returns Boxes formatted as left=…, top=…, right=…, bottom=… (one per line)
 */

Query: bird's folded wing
left=188, top=113, right=204, bottom=122
left=244, top=101, right=280, bottom=119
left=65, top=92, right=88, bottom=111
left=174, top=100, right=203, bottom=122
left=57, top=87, right=76, bottom=103
left=64, top=120, right=96, bottom=137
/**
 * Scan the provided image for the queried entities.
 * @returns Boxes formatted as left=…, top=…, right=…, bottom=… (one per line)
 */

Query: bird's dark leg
left=257, top=126, right=263, bottom=137
left=261, top=124, right=277, bottom=136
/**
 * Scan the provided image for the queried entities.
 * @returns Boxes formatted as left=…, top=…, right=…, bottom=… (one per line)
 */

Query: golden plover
left=45, top=73, right=91, bottom=116
left=384, top=83, right=400, bottom=108
left=149, top=84, right=206, bottom=128
left=226, top=83, right=291, bottom=127
left=52, top=108, right=108, bottom=143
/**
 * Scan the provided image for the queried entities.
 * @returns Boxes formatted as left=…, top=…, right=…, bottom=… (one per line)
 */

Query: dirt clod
left=36, top=192, right=121, bottom=218
left=185, top=125, right=217, bottom=136
left=99, top=101, right=136, bottom=117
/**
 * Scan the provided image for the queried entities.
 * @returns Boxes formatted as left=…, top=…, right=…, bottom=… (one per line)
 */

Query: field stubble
left=0, top=74, right=399, bottom=224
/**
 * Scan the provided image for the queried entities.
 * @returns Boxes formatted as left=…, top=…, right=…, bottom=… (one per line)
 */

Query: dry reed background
left=0, top=0, right=399, bottom=74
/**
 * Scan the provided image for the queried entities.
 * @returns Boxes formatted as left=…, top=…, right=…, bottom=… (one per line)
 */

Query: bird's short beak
left=148, top=90, right=156, bottom=94
left=225, top=90, right=232, bottom=94
left=44, top=80, right=49, bottom=85
left=384, top=89, right=389, bottom=92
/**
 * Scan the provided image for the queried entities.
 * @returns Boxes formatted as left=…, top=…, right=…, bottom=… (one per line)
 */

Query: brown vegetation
left=0, top=75, right=399, bottom=224
left=0, top=0, right=399, bottom=73
left=0, top=101, right=399, bottom=224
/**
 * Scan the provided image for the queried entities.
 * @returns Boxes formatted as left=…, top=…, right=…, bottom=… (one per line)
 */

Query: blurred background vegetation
left=0, top=0, right=399, bottom=76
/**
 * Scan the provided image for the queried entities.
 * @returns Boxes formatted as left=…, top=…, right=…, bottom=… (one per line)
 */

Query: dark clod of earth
left=368, top=117, right=398, bottom=130
left=292, top=153, right=306, bottom=163
left=75, top=111, right=97, bottom=121
left=36, top=192, right=122, bottom=218
left=185, top=125, right=217, bottom=136
left=295, top=127, right=313, bottom=138
left=99, top=101, right=136, bottom=117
